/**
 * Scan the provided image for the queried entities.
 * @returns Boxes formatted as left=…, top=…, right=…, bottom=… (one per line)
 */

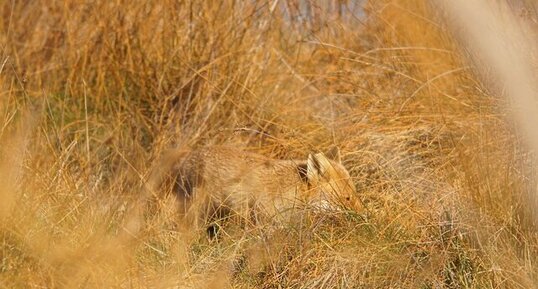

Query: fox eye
left=345, top=197, right=350, bottom=201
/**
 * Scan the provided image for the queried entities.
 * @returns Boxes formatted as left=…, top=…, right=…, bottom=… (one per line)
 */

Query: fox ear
left=326, top=146, right=341, bottom=163
left=307, top=152, right=332, bottom=180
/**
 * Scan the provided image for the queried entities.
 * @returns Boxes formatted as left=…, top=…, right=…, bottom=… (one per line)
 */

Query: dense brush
left=1, top=1, right=537, bottom=288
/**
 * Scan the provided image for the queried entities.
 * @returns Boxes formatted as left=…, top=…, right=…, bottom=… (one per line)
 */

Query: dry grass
left=1, top=0, right=537, bottom=288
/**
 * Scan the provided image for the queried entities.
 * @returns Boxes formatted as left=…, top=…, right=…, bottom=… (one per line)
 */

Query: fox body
left=151, top=146, right=358, bottom=230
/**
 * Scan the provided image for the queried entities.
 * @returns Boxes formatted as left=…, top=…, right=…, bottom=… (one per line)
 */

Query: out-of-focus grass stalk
left=436, top=0, right=538, bottom=220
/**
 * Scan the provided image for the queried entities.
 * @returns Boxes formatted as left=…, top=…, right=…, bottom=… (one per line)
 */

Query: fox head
left=305, top=148, right=359, bottom=210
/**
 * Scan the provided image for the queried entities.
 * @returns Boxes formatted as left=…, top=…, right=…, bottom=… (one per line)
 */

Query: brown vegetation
left=1, top=0, right=537, bottom=288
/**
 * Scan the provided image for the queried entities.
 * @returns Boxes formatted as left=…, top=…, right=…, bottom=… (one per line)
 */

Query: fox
left=148, top=146, right=359, bottom=235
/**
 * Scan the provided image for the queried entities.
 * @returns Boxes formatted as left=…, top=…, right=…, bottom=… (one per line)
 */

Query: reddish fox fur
left=148, top=146, right=359, bottom=233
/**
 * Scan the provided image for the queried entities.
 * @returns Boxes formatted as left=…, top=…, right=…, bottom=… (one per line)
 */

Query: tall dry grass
left=1, top=0, right=537, bottom=288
